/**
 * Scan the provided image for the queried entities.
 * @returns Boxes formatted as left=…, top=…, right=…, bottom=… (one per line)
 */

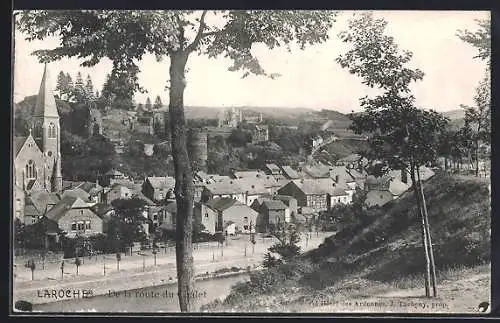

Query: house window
left=243, top=217, right=248, bottom=224
left=159, top=193, right=164, bottom=200
left=80, top=210, right=84, bottom=215
left=153, top=214, right=158, bottom=221
left=205, top=213, right=209, bottom=218
left=71, top=222, right=77, bottom=231
left=77, top=221, right=85, bottom=231
left=48, top=123, right=57, bottom=138
left=25, top=160, right=36, bottom=179
left=125, top=193, right=129, bottom=197
left=85, top=220, right=91, bottom=230
left=31, top=216, right=37, bottom=224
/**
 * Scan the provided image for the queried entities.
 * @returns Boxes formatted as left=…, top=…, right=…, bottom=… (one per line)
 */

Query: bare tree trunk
left=417, top=167, right=437, bottom=297
left=169, top=51, right=195, bottom=312
left=410, top=164, right=431, bottom=297
left=475, top=142, right=480, bottom=177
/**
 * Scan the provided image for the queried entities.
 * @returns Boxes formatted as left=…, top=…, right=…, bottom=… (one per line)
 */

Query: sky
left=13, top=10, right=489, bottom=113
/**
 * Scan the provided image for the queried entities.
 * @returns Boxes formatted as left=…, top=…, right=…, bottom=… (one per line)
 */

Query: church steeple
left=33, top=63, right=59, bottom=118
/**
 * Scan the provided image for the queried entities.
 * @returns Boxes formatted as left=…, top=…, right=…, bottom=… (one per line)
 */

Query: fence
left=13, top=232, right=329, bottom=282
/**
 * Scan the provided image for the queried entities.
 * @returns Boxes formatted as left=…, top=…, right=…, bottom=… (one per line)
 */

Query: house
left=26, top=216, right=61, bottom=249
left=364, top=175, right=411, bottom=207
left=201, top=179, right=246, bottom=204
left=142, top=176, right=176, bottom=202
left=194, top=201, right=218, bottom=234
left=44, top=196, right=105, bottom=237
left=328, top=166, right=358, bottom=198
left=76, top=181, right=104, bottom=203
left=330, top=186, right=351, bottom=206
left=104, top=183, right=133, bottom=204
left=23, top=189, right=61, bottom=224
left=336, top=154, right=369, bottom=169
left=278, top=178, right=338, bottom=212
left=274, top=195, right=298, bottom=217
left=261, top=199, right=289, bottom=230
left=280, top=165, right=301, bottom=180
left=159, top=201, right=177, bottom=232
left=204, top=197, right=258, bottom=235
left=224, top=221, right=236, bottom=236
left=238, top=178, right=268, bottom=206
left=263, top=163, right=282, bottom=176
left=90, top=203, right=115, bottom=232
left=103, top=169, right=128, bottom=185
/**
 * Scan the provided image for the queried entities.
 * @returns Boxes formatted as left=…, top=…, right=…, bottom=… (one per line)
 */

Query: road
left=13, top=232, right=331, bottom=305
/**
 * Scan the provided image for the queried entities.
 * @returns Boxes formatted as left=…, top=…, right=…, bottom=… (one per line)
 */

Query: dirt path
left=306, top=271, right=490, bottom=314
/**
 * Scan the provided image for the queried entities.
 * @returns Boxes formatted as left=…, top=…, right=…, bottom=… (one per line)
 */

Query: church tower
left=32, top=64, right=61, bottom=192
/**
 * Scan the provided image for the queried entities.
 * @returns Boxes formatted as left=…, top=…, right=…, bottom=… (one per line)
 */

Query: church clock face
left=47, top=151, right=53, bottom=157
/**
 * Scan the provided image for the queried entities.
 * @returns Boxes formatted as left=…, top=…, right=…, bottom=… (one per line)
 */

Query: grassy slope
left=203, top=173, right=490, bottom=312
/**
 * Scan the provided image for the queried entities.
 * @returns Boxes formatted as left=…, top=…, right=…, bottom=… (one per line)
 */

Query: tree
left=18, top=10, right=336, bottom=311
left=457, top=18, right=491, bottom=176
left=457, top=18, right=491, bottom=65
left=263, top=223, right=301, bottom=268
left=56, top=71, right=68, bottom=99
left=154, top=95, right=163, bottom=109
left=461, top=75, right=491, bottom=176
left=85, top=74, right=95, bottom=102
left=337, top=12, right=449, bottom=298
left=145, top=97, right=152, bottom=111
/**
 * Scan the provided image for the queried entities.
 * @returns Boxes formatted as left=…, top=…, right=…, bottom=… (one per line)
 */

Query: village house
left=203, top=197, right=259, bottom=235
left=364, top=175, right=411, bottom=207
left=201, top=178, right=247, bottom=204
left=238, top=178, right=269, bottom=206
left=102, top=169, right=129, bottom=186
left=44, top=196, right=107, bottom=238
left=75, top=181, right=104, bottom=203
left=278, top=178, right=339, bottom=212
left=263, top=163, right=282, bottom=177
left=260, top=199, right=289, bottom=229
left=142, top=176, right=176, bottom=202
left=194, top=201, right=218, bottom=234
left=23, top=190, right=61, bottom=225
left=104, top=183, right=133, bottom=204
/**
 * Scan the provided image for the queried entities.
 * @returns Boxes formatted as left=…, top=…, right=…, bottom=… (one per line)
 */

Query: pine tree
left=56, top=71, right=67, bottom=99
left=73, top=72, right=86, bottom=103
left=145, top=97, right=152, bottom=111
left=85, top=74, right=95, bottom=102
left=154, top=95, right=163, bottom=109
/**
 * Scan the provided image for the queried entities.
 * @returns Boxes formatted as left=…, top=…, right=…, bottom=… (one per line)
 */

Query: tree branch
left=186, top=10, right=209, bottom=53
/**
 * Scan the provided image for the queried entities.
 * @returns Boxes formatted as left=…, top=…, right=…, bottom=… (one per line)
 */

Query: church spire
left=33, top=63, right=59, bottom=118
left=51, top=153, right=63, bottom=193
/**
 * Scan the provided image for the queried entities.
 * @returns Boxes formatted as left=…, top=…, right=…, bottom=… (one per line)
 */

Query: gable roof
left=265, top=163, right=281, bottom=173
left=14, top=136, right=27, bottom=156
left=44, top=196, right=79, bottom=221
left=332, top=186, right=349, bottom=197
left=205, top=197, right=238, bottom=212
left=61, top=187, right=91, bottom=201
left=76, top=182, right=102, bottom=195
left=26, top=189, right=57, bottom=213
left=145, top=176, right=176, bottom=189
left=388, top=178, right=411, bottom=196
left=287, top=178, right=337, bottom=195
left=280, top=166, right=300, bottom=179
left=91, top=203, right=114, bottom=216
left=205, top=179, right=245, bottom=195
left=262, top=199, right=287, bottom=210
left=302, top=165, right=331, bottom=179
left=132, top=192, right=156, bottom=206
left=328, top=166, right=356, bottom=183
left=238, top=178, right=268, bottom=195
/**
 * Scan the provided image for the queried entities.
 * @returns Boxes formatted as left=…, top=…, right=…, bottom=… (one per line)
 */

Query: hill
left=203, top=173, right=490, bottom=312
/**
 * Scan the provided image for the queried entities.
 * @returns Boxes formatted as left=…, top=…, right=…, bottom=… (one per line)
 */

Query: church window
left=48, top=123, right=57, bottom=138
left=47, top=151, right=52, bottom=157
left=26, top=160, right=36, bottom=179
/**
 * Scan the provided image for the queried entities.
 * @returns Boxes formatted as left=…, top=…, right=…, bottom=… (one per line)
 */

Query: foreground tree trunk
left=417, top=166, right=437, bottom=297
left=169, top=51, right=195, bottom=312
left=409, top=164, right=431, bottom=297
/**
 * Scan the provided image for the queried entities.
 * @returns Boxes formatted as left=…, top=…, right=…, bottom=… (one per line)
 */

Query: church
left=13, top=64, right=63, bottom=222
